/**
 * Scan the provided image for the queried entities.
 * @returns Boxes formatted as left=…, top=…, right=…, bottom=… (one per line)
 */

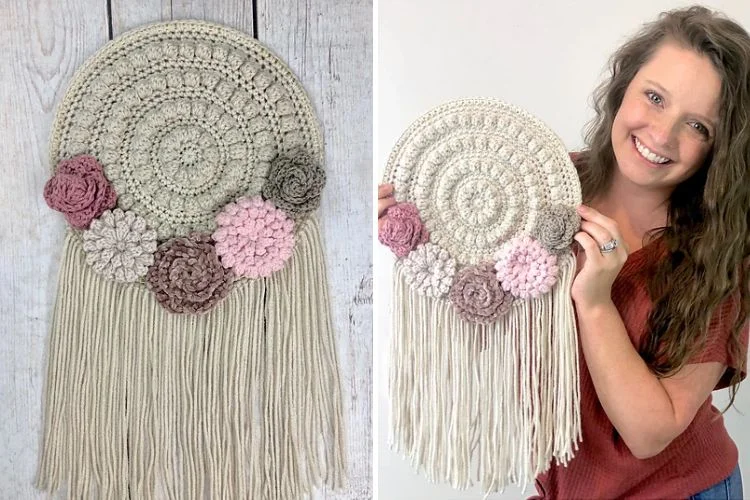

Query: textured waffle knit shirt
left=531, top=223, right=749, bottom=499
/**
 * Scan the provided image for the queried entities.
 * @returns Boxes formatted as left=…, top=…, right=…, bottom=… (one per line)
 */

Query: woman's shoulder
left=569, top=151, right=585, bottom=172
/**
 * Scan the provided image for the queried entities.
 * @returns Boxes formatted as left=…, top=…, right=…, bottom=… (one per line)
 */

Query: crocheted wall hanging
left=37, top=20, right=345, bottom=499
left=380, top=98, right=582, bottom=492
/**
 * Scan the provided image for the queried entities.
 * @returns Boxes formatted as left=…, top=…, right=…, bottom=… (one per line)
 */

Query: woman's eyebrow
left=645, top=79, right=671, bottom=97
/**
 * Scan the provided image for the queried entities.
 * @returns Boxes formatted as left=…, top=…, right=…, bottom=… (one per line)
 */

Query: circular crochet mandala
left=49, top=20, right=323, bottom=241
left=383, top=99, right=581, bottom=266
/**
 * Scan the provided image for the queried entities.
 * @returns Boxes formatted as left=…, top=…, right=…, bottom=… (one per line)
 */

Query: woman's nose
left=647, top=114, right=678, bottom=149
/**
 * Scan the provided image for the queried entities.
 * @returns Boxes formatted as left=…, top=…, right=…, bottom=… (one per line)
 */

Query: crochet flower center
left=455, top=176, right=503, bottom=227
left=156, top=125, right=219, bottom=190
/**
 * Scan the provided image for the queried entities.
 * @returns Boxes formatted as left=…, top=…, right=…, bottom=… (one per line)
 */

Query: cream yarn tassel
left=389, top=252, right=581, bottom=493
left=37, top=216, right=345, bottom=499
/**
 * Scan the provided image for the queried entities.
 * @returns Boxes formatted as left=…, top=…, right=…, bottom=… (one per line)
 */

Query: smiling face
left=610, top=41, right=722, bottom=195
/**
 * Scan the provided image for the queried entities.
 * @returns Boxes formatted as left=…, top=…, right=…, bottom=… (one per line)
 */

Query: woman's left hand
left=571, top=205, right=629, bottom=308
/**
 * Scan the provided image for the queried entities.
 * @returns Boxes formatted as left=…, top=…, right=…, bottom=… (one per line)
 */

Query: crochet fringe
left=36, top=216, right=346, bottom=500
left=389, top=253, right=581, bottom=494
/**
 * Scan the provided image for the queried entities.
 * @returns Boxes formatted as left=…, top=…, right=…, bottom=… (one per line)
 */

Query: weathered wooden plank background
left=0, top=0, right=372, bottom=498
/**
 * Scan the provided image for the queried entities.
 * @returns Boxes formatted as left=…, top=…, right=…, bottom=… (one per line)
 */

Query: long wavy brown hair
left=577, top=6, right=750, bottom=409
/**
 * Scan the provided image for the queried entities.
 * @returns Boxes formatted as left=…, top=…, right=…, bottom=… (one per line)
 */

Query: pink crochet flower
left=43, top=155, right=117, bottom=229
left=212, top=196, right=295, bottom=278
left=494, top=235, right=559, bottom=299
left=378, top=202, right=429, bottom=258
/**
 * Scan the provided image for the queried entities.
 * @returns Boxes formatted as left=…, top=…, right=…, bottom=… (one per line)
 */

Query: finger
left=378, top=184, right=394, bottom=199
left=575, top=231, right=628, bottom=270
left=571, top=240, right=589, bottom=277
left=573, top=231, right=602, bottom=260
left=571, top=240, right=582, bottom=257
left=378, top=214, right=389, bottom=232
left=577, top=205, right=623, bottom=242
left=378, top=197, right=397, bottom=218
left=579, top=220, right=614, bottom=247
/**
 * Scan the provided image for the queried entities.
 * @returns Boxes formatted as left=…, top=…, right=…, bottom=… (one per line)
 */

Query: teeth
left=634, top=137, right=670, bottom=164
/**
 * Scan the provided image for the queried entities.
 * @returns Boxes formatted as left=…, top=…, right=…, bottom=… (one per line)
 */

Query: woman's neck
left=591, top=171, right=671, bottom=248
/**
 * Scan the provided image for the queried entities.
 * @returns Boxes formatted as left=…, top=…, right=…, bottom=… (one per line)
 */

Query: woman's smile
left=632, top=135, right=672, bottom=166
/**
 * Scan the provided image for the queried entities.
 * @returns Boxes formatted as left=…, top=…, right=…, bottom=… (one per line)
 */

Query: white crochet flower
left=401, top=243, right=456, bottom=297
left=82, top=208, right=158, bottom=282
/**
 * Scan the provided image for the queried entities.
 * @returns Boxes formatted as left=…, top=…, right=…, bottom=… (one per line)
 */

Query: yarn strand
left=37, top=217, right=345, bottom=499
left=389, top=252, right=581, bottom=493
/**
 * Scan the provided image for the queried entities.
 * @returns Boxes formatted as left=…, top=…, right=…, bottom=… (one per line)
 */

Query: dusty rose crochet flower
left=534, top=204, right=581, bottom=254
left=212, top=196, right=295, bottom=278
left=494, top=235, right=559, bottom=299
left=261, top=151, right=326, bottom=219
left=146, top=233, right=233, bottom=314
left=449, top=262, right=515, bottom=324
left=378, top=202, right=429, bottom=258
left=43, top=155, right=117, bottom=229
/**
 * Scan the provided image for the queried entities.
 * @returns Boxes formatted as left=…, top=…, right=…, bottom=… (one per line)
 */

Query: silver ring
left=599, top=238, right=619, bottom=254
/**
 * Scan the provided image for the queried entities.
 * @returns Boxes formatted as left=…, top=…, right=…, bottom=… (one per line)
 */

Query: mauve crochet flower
left=212, top=196, right=295, bottom=278
left=261, top=151, right=326, bottom=219
left=494, top=236, right=559, bottom=299
left=378, top=202, right=429, bottom=258
left=534, top=204, right=581, bottom=254
left=146, top=233, right=233, bottom=314
left=449, top=263, right=515, bottom=324
left=43, top=155, right=117, bottom=229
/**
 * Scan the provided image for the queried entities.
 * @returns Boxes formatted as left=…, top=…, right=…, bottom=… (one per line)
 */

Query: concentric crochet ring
left=49, top=20, right=323, bottom=240
left=383, top=99, right=581, bottom=266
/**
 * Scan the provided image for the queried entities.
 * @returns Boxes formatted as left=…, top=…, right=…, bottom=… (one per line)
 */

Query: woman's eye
left=646, top=91, right=663, bottom=105
left=690, top=122, right=710, bottom=137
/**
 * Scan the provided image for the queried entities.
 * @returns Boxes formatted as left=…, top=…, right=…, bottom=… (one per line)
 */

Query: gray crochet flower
left=533, top=204, right=581, bottom=254
left=146, top=233, right=234, bottom=314
left=401, top=243, right=456, bottom=297
left=449, top=263, right=515, bottom=324
left=82, top=208, right=157, bottom=282
left=261, top=151, right=326, bottom=219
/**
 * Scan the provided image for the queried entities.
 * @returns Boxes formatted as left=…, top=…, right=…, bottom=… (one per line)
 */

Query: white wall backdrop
left=375, top=1, right=750, bottom=498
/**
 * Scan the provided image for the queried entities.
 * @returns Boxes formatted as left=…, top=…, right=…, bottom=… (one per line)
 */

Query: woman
left=379, top=6, right=750, bottom=499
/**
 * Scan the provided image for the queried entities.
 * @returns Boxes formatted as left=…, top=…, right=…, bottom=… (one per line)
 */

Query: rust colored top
left=532, top=235, right=748, bottom=499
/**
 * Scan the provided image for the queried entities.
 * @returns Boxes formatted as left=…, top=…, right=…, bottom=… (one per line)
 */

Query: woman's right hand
left=378, top=184, right=397, bottom=229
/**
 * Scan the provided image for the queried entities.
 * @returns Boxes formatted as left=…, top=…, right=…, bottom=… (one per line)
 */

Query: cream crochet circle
left=383, top=99, right=581, bottom=266
left=49, top=20, right=323, bottom=240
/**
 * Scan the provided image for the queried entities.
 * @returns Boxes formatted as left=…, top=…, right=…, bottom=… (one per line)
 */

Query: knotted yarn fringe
left=36, top=216, right=346, bottom=500
left=388, top=253, right=581, bottom=494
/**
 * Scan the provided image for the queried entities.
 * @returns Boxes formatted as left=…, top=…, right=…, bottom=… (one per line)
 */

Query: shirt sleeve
left=687, top=290, right=749, bottom=390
